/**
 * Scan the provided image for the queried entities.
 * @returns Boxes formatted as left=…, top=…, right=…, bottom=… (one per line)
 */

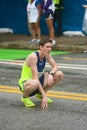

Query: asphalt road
left=0, top=52, right=87, bottom=130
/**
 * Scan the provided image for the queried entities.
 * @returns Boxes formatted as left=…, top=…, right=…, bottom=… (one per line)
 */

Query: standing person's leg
left=34, top=22, right=41, bottom=43
left=53, top=10, right=57, bottom=34
left=29, top=23, right=37, bottom=43
left=27, top=21, right=33, bottom=36
left=31, top=23, right=36, bottom=39
left=45, top=13, right=56, bottom=44
left=56, top=9, right=63, bottom=36
left=46, top=18, right=54, bottom=40
left=37, top=20, right=41, bottom=40
left=27, top=8, right=34, bottom=37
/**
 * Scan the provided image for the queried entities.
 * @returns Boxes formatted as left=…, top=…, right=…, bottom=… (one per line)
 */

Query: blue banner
left=0, top=0, right=86, bottom=34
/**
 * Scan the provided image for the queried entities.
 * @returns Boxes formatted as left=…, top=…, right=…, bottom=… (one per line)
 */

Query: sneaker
left=52, top=40, right=56, bottom=45
left=36, top=93, right=53, bottom=103
left=21, top=97, right=36, bottom=107
left=29, top=39, right=37, bottom=44
left=34, top=39, right=40, bottom=44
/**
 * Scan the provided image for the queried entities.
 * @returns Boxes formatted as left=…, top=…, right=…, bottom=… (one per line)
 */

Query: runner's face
left=41, top=42, right=52, bottom=56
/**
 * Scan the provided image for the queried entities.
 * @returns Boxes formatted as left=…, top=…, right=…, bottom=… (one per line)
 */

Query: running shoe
left=34, top=39, right=40, bottom=44
left=29, top=39, right=37, bottom=44
left=36, top=93, right=53, bottom=103
left=21, top=97, right=36, bottom=107
left=52, top=40, right=56, bottom=45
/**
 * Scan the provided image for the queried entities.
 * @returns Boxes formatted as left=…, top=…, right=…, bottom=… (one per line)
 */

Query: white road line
left=0, top=60, right=87, bottom=70
left=46, top=63, right=87, bottom=67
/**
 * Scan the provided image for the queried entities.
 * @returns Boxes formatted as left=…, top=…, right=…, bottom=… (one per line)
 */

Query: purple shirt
left=42, top=0, right=55, bottom=14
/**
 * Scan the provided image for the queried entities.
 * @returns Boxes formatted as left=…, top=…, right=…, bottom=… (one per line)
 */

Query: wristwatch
left=49, top=71, right=54, bottom=76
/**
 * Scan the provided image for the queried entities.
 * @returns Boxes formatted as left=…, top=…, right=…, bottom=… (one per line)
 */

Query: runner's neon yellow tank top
left=18, top=63, right=32, bottom=84
left=18, top=51, right=46, bottom=87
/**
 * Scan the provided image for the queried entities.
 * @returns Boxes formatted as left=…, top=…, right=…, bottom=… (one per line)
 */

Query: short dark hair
left=39, top=38, right=52, bottom=46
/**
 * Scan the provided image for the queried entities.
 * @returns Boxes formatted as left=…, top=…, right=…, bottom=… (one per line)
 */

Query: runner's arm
left=47, top=54, right=58, bottom=74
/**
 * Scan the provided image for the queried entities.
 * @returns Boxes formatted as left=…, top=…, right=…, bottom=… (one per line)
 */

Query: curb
left=0, top=41, right=87, bottom=52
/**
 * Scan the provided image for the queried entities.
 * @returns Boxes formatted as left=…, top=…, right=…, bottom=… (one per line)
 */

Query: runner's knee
left=55, top=71, right=64, bottom=80
left=24, top=79, right=39, bottom=90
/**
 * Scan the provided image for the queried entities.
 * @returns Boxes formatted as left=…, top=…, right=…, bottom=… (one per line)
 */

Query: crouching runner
left=18, top=38, right=64, bottom=109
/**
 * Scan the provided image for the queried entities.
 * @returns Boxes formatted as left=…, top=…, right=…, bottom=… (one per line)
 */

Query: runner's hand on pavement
left=41, top=96, right=48, bottom=109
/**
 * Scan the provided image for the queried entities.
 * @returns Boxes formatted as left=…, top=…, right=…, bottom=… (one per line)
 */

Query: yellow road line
left=0, top=89, right=22, bottom=94
left=1, top=86, right=87, bottom=98
left=0, top=86, right=18, bottom=90
left=47, top=91, right=87, bottom=98
left=47, top=94, right=87, bottom=101
left=63, top=57, right=87, bottom=60
left=1, top=85, right=87, bottom=101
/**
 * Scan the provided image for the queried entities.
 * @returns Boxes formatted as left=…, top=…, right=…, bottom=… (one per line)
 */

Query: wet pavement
left=0, top=52, right=87, bottom=130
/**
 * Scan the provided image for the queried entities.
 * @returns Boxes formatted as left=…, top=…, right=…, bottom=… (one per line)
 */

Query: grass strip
left=0, top=49, right=70, bottom=60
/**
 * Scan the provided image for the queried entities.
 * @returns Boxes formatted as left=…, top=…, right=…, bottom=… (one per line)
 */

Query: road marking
left=1, top=85, right=87, bottom=101
left=63, top=57, right=87, bottom=60
left=46, top=63, right=87, bottom=70
left=0, top=60, right=87, bottom=70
